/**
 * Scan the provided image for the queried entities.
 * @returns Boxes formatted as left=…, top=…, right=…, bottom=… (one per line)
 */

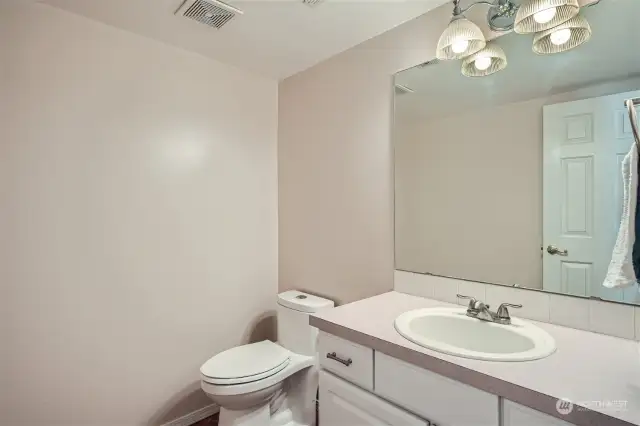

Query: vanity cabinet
left=317, top=331, right=577, bottom=426
left=503, top=400, right=574, bottom=426
left=317, top=328, right=374, bottom=390
left=319, top=370, right=428, bottom=426
left=375, top=352, right=499, bottom=426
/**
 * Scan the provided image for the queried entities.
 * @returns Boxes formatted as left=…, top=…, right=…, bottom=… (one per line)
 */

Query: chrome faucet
left=456, top=294, right=522, bottom=325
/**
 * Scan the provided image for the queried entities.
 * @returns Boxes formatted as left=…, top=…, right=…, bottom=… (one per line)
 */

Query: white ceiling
left=35, top=0, right=447, bottom=79
left=396, top=0, right=640, bottom=120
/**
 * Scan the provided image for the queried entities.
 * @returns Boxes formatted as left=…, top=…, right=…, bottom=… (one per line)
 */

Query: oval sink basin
left=395, top=307, right=556, bottom=361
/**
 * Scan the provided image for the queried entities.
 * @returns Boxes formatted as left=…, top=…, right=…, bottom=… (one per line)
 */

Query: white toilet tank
left=277, top=290, right=334, bottom=356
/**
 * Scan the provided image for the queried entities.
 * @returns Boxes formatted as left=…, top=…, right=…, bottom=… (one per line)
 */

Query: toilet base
left=219, top=404, right=269, bottom=426
left=204, top=360, right=318, bottom=426
left=219, top=405, right=309, bottom=426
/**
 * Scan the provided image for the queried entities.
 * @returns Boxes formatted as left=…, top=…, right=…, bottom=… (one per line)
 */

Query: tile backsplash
left=588, top=300, right=636, bottom=339
left=395, top=270, right=640, bottom=341
left=548, top=294, right=590, bottom=332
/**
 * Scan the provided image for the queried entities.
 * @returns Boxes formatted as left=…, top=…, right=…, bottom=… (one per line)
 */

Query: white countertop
left=310, top=291, right=640, bottom=426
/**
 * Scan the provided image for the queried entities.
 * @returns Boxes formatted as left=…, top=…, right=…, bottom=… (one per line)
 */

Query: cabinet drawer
left=320, top=370, right=429, bottom=426
left=375, top=352, right=499, bottom=426
left=318, top=331, right=374, bottom=390
left=503, top=400, right=575, bottom=426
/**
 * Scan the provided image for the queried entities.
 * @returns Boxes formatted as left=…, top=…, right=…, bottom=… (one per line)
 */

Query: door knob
left=546, top=245, right=568, bottom=256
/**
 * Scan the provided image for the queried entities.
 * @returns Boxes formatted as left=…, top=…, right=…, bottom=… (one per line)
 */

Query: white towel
left=603, top=143, right=638, bottom=288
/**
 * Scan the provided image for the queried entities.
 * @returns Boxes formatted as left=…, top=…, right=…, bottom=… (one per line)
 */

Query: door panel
left=563, top=113, right=593, bottom=144
left=561, top=156, right=593, bottom=236
left=560, top=261, right=590, bottom=296
left=543, top=90, right=640, bottom=302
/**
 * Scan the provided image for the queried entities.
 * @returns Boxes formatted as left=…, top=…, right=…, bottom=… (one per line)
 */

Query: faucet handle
left=496, top=303, right=522, bottom=322
left=457, top=294, right=480, bottom=310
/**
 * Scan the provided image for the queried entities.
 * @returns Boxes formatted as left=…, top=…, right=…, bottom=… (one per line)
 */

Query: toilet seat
left=200, top=341, right=291, bottom=385
left=201, top=352, right=315, bottom=397
left=202, top=358, right=290, bottom=385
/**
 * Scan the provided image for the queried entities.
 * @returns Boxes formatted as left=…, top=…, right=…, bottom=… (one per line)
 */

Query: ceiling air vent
left=302, top=0, right=325, bottom=6
left=175, top=0, right=243, bottom=29
left=395, top=84, right=414, bottom=95
left=418, top=59, right=441, bottom=68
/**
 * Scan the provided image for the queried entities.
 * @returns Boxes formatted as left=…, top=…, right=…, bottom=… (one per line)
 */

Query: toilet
left=200, top=290, right=334, bottom=426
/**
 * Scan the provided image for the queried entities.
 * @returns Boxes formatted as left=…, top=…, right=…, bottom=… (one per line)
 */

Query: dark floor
left=192, top=413, right=219, bottom=426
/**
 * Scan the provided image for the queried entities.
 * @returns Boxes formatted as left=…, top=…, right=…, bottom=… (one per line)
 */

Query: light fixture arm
left=452, top=0, right=496, bottom=16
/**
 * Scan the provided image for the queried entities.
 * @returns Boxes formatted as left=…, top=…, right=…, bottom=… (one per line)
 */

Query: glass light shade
left=533, top=7, right=556, bottom=24
left=513, top=0, right=579, bottom=34
left=532, top=14, right=591, bottom=55
left=550, top=28, right=571, bottom=45
left=474, top=56, right=492, bottom=71
left=436, top=17, right=486, bottom=60
left=461, top=43, right=507, bottom=77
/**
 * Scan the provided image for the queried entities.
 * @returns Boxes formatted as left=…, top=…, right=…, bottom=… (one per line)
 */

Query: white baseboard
left=161, top=404, right=219, bottom=426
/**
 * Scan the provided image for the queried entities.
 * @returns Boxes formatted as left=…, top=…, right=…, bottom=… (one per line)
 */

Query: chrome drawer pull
left=326, top=352, right=352, bottom=366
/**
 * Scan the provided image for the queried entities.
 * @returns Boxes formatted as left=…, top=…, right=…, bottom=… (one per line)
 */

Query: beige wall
left=395, top=98, right=544, bottom=288
left=1, top=4, right=278, bottom=426
left=395, top=77, right=640, bottom=289
left=278, top=3, right=454, bottom=305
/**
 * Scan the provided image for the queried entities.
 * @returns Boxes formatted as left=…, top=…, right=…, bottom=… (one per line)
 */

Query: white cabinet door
left=375, top=352, right=499, bottom=426
left=503, top=400, right=575, bottom=426
left=318, top=331, right=374, bottom=390
left=319, top=370, right=428, bottom=426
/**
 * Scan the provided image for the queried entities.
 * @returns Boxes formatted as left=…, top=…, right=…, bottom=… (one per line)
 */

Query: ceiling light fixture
left=533, top=7, right=556, bottom=23
left=550, top=28, right=571, bottom=45
left=532, top=13, right=591, bottom=54
left=436, top=14, right=486, bottom=60
left=474, top=56, right=493, bottom=71
left=436, top=0, right=517, bottom=62
left=461, top=43, right=507, bottom=77
left=514, top=0, right=579, bottom=34
left=486, top=0, right=520, bottom=31
left=432, top=0, right=593, bottom=78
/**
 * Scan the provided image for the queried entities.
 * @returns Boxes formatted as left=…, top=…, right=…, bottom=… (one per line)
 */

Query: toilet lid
left=200, top=340, right=290, bottom=383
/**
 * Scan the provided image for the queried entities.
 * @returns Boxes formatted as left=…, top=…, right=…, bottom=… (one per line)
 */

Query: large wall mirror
left=394, top=0, right=640, bottom=305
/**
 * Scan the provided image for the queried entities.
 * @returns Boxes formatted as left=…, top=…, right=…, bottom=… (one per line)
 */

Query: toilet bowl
left=200, top=291, right=334, bottom=426
left=201, top=341, right=316, bottom=426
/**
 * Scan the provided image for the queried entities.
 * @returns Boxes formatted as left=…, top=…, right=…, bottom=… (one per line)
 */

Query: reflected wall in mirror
left=394, top=0, right=640, bottom=305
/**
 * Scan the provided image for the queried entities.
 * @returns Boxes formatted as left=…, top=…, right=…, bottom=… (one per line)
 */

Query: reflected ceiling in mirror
left=394, top=0, right=640, bottom=306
